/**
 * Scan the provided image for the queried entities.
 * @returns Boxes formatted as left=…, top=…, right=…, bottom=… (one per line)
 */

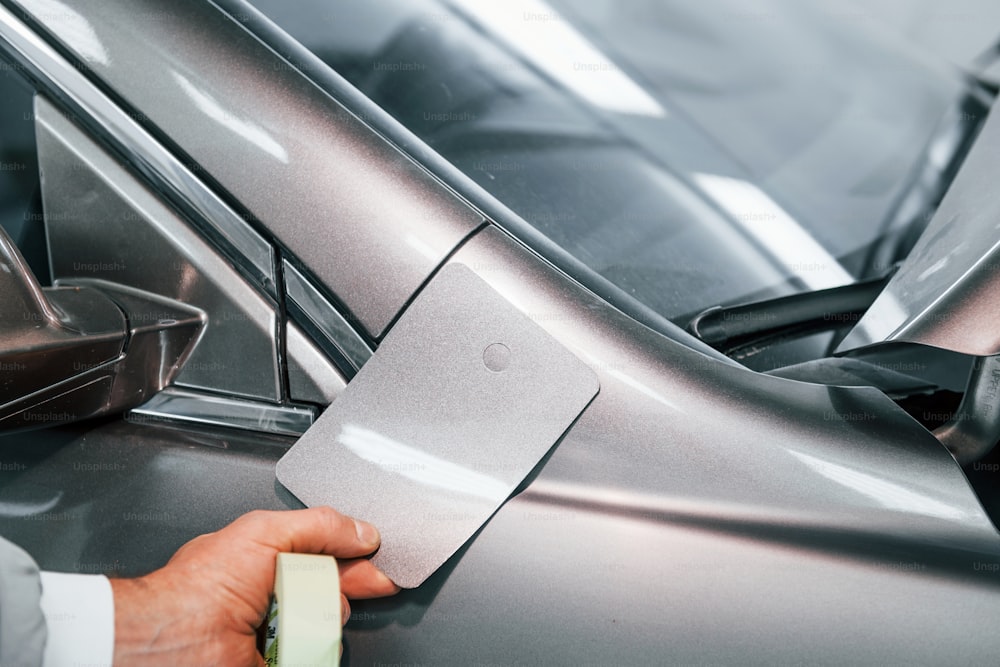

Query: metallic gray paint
left=36, top=95, right=283, bottom=402
left=0, top=420, right=301, bottom=579
left=5, top=227, right=999, bottom=664
left=12, top=0, right=484, bottom=338
left=278, top=263, right=600, bottom=588
left=446, top=228, right=997, bottom=548
left=1, top=2, right=998, bottom=664
left=0, top=3, right=278, bottom=294
left=342, top=226, right=1000, bottom=664
left=839, top=95, right=1000, bottom=356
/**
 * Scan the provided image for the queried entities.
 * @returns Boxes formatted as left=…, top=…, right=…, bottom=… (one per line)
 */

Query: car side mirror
left=0, top=225, right=205, bottom=431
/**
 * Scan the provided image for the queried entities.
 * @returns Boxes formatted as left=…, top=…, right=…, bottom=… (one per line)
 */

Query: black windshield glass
left=248, top=0, right=965, bottom=322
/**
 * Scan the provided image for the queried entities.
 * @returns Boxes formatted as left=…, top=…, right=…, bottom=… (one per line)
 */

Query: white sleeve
left=38, top=572, right=114, bottom=667
left=0, top=537, right=46, bottom=667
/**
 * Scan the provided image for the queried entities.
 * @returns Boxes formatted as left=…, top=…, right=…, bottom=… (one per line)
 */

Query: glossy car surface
left=1, top=1, right=999, bottom=664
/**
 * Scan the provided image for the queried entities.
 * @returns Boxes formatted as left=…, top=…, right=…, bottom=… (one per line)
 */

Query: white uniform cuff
left=39, top=571, right=114, bottom=667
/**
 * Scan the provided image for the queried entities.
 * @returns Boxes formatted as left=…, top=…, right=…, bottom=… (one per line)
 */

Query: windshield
left=248, top=0, right=969, bottom=323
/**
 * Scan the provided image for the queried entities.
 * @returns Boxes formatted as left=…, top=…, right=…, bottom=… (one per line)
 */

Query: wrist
left=110, top=572, right=212, bottom=666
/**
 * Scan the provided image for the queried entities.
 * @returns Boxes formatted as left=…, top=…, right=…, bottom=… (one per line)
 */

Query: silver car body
left=0, top=1, right=998, bottom=664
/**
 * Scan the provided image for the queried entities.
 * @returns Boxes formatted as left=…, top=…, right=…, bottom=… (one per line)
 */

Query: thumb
left=228, top=507, right=381, bottom=558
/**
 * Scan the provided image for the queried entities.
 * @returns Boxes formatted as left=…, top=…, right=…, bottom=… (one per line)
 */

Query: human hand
left=110, top=507, right=399, bottom=666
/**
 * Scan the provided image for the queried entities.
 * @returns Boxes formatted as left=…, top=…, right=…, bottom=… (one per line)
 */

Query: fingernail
left=341, top=597, right=350, bottom=625
left=355, top=520, right=380, bottom=547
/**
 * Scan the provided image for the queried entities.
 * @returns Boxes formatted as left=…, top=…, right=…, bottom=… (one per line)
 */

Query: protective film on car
left=276, top=263, right=600, bottom=588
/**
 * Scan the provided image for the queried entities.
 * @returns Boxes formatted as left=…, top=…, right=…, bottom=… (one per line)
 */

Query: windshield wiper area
left=687, top=274, right=892, bottom=358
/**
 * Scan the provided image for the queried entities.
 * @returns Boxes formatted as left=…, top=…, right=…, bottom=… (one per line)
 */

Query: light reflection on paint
left=607, top=369, right=679, bottom=411
left=789, top=450, right=966, bottom=521
left=404, top=233, right=438, bottom=261
left=172, top=72, right=289, bottom=164
left=0, top=493, right=62, bottom=518
left=31, top=0, right=109, bottom=66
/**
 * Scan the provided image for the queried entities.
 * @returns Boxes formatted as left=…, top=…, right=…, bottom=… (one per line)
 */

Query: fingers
left=341, top=594, right=351, bottom=627
left=229, top=507, right=381, bottom=559
left=338, top=558, right=401, bottom=599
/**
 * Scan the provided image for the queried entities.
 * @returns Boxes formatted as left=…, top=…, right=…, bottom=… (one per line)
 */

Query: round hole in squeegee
left=483, top=343, right=511, bottom=372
